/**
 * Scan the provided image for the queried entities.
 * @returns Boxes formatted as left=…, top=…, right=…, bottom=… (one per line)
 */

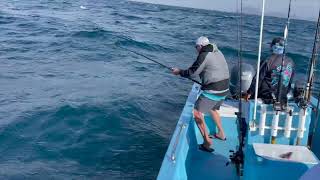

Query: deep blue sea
left=0, top=0, right=318, bottom=179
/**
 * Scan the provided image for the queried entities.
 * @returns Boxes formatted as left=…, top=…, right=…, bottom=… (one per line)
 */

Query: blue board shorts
left=194, top=95, right=224, bottom=113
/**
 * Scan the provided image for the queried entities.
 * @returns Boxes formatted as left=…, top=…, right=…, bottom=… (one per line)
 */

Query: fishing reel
left=229, top=63, right=255, bottom=100
left=227, top=149, right=244, bottom=176
left=226, top=115, right=246, bottom=177
left=293, top=81, right=308, bottom=108
left=271, top=93, right=287, bottom=111
left=273, top=101, right=286, bottom=111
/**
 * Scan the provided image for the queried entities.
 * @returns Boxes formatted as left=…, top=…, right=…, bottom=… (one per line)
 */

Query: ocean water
left=0, top=0, right=318, bottom=179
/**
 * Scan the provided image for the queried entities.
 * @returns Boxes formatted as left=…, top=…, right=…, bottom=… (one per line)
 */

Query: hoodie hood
left=200, top=43, right=218, bottom=53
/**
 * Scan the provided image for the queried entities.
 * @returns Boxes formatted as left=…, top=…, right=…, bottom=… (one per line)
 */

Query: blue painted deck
left=244, top=145, right=311, bottom=180
left=158, top=84, right=320, bottom=180
left=158, top=84, right=239, bottom=180
left=187, top=104, right=239, bottom=180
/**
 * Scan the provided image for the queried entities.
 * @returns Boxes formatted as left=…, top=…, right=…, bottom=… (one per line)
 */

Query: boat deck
left=187, top=101, right=240, bottom=180
left=187, top=138, right=239, bottom=179
left=243, top=145, right=312, bottom=180
left=158, top=84, right=320, bottom=180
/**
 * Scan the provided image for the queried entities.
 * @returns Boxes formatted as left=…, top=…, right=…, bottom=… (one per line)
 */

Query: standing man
left=245, top=37, right=295, bottom=105
left=172, top=36, right=230, bottom=152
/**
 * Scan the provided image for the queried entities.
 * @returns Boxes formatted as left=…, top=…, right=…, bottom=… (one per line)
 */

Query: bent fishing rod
left=119, top=46, right=172, bottom=70
left=118, top=45, right=203, bottom=85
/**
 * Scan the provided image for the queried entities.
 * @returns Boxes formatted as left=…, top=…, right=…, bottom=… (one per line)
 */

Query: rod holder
left=297, top=109, right=306, bottom=138
left=259, top=105, right=267, bottom=136
left=284, top=108, right=293, bottom=138
left=271, top=112, right=280, bottom=137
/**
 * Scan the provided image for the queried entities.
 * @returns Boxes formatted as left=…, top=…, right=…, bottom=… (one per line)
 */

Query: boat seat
left=253, top=143, right=319, bottom=164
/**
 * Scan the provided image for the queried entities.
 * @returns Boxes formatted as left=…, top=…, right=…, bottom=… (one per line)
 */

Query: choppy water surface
left=0, top=0, right=318, bottom=179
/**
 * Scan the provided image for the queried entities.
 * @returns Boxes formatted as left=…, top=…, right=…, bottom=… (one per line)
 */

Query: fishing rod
left=118, top=45, right=172, bottom=70
left=305, top=9, right=320, bottom=103
left=238, top=0, right=244, bottom=147
left=118, top=45, right=203, bottom=85
left=228, top=0, right=245, bottom=175
left=309, top=9, right=320, bottom=149
left=238, top=0, right=243, bottom=112
left=297, top=9, right=320, bottom=146
left=275, top=0, right=292, bottom=109
left=271, top=0, right=293, bottom=145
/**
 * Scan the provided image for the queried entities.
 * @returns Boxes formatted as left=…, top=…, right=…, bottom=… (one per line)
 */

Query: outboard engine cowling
left=230, top=63, right=255, bottom=98
left=293, top=80, right=307, bottom=107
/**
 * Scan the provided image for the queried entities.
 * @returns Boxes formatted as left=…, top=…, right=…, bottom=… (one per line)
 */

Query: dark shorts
left=194, top=95, right=224, bottom=113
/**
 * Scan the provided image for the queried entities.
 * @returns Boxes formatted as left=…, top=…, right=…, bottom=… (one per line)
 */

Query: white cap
left=196, top=36, right=210, bottom=46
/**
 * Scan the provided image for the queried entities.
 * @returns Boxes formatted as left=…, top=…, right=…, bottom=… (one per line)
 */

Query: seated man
left=245, top=37, right=295, bottom=104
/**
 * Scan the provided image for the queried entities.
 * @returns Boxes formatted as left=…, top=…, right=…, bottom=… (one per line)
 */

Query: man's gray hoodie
left=180, top=44, right=230, bottom=96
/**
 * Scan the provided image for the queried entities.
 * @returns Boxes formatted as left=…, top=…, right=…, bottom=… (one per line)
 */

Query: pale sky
left=132, top=0, right=320, bottom=21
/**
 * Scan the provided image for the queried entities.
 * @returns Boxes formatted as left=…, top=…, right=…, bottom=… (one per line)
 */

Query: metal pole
left=253, top=0, right=266, bottom=125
